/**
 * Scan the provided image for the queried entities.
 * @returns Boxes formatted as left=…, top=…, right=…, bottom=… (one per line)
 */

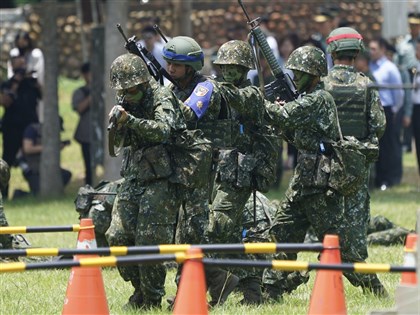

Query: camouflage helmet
left=213, top=40, right=255, bottom=69
left=0, top=159, right=10, bottom=191
left=109, top=53, right=150, bottom=90
left=285, top=46, right=327, bottom=77
left=162, top=36, right=204, bottom=71
left=327, top=27, right=365, bottom=54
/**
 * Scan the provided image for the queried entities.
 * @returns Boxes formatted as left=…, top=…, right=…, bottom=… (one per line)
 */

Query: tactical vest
left=187, top=97, right=239, bottom=149
left=324, top=75, right=369, bottom=139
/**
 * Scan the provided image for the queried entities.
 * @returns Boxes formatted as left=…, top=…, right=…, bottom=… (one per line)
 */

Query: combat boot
left=240, top=278, right=262, bottom=305
left=207, top=269, right=239, bottom=307
left=262, top=283, right=283, bottom=302
left=123, top=285, right=144, bottom=310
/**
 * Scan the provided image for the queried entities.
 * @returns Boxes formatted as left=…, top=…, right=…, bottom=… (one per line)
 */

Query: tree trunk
left=90, top=25, right=105, bottom=186
left=173, top=0, right=192, bottom=36
left=102, top=0, right=127, bottom=180
left=40, top=0, right=63, bottom=197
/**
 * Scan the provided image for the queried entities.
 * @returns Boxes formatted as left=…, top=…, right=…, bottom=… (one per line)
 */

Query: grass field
left=1, top=77, right=419, bottom=314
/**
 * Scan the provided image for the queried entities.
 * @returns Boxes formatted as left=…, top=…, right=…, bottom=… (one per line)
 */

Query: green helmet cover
left=162, top=36, right=204, bottom=71
left=285, top=46, right=327, bottom=77
left=213, top=40, right=255, bottom=69
left=109, top=53, right=150, bottom=90
left=0, top=159, right=10, bottom=191
left=326, top=27, right=365, bottom=54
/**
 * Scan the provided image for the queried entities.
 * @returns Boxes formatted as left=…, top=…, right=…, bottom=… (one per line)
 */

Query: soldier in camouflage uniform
left=323, top=27, right=387, bottom=296
left=162, top=36, right=238, bottom=307
left=242, top=192, right=310, bottom=302
left=104, top=53, right=185, bottom=310
left=263, top=46, right=387, bottom=298
left=0, top=159, right=13, bottom=250
left=208, top=40, right=282, bottom=304
left=305, top=215, right=413, bottom=246
left=75, top=180, right=122, bottom=248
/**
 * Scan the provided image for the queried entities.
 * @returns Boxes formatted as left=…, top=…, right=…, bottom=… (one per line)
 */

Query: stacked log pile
left=0, top=0, right=384, bottom=80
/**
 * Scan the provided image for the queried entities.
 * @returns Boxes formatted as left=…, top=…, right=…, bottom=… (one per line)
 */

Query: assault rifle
left=116, top=24, right=180, bottom=88
left=238, top=0, right=299, bottom=102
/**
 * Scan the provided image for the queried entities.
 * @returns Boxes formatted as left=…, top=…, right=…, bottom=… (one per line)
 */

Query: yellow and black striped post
left=0, top=242, right=324, bottom=258
left=0, top=224, right=86, bottom=234
left=0, top=256, right=415, bottom=274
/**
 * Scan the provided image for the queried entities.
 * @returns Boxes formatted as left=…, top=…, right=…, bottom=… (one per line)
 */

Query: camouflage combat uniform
left=169, top=71, right=221, bottom=246
left=323, top=27, right=387, bottom=294
left=75, top=180, right=122, bottom=248
left=105, top=54, right=185, bottom=309
left=0, top=159, right=12, bottom=250
left=208, top=40, right=282, bottom=304
left=265, top=46, right=387, bottom=297
left=242, top=192, right=309, bottom=301
left=305, top=215, right=413, bottom=246
left=163, top=36, right=238, bottom=307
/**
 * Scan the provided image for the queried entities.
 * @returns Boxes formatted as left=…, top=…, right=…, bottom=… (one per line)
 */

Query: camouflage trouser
left=269, top=188, right=383, bottom=292
left=175, top=185, right=210, bottom=245
left=306, top=214, right=411, bottom=246
left=209, top=181, right=258, bottom=280
left=174, top=185, right=211, bottom=286
left=0, top=206, right=12, bottom=250
left=342, top=169, right=370, bottom=260
left=105, top=179, right=179, bottom=306
left=367, top=215, right=411, bottom=245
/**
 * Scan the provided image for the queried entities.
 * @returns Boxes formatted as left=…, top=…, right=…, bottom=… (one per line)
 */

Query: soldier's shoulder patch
left=184, top=81, right=214, bottom=119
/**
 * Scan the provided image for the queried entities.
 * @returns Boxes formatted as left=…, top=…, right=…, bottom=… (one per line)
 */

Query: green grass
left=1, top=77, right=419, bottom=314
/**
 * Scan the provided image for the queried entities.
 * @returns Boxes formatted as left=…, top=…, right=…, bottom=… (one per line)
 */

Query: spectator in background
left=72, top=62, right=92, bottom=185
left=7, top=31, right=45, bottom=122
left=7, top=31, right=45, bottom=85
left=138, top=25, right=167, bottom=70
left=385, top=41, right=411, bottom=185
left=310, top=9, right=337, bottom=69
left=395, top=12, right=420, bottom=154
left=21, top=120, right=72, bottom=196
left=369, top=38, right=404, bottom=190
left=0, top=55, right=40, bottom=197
left=355, top=51, right=375, bottom=81
left=412, top=41, right=420, bottom=177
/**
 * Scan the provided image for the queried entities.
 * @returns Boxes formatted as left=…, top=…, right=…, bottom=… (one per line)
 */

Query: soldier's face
left=167, top=62, right=188, bottom=80
left=117, top=84, right=145, bottom=104
left=221, top=65, right=247, bottom=85
left=292, top=70, right=313, bottom=93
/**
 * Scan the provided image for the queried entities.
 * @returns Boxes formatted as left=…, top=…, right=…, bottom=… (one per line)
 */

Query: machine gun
left=116, top=24, right=180, bottom=89
left=238, top=0, right=299, bottom=102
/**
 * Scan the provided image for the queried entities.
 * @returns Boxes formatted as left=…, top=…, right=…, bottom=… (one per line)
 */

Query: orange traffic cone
left=400, top=233, right=418, bottom=285
left=308, top=234, right=346, bottom=315
left=62, top=218, right=109, bottom=315
left=173, top=248, right=208, bottom=315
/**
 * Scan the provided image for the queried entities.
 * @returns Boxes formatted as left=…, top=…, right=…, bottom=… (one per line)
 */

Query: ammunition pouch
left=121, top=144, right=172, bottom=183
left=297, top=152, right=331, bottom=189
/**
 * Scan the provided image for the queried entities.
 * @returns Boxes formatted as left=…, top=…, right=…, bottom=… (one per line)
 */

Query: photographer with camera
left=0, top=55, right=40, bottom=197
left=19, top=118, right=72, bottom=197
